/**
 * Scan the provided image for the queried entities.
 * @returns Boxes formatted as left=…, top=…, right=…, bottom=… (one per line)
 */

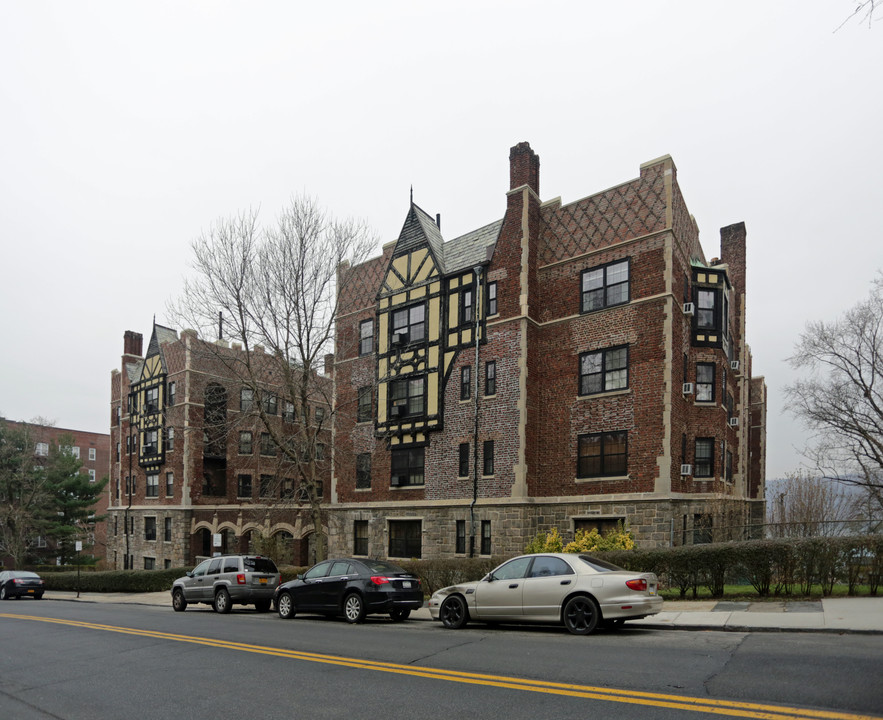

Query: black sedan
left=274, top=558, right=423, bottom=623
left=0, top=570, right=45, bottom=600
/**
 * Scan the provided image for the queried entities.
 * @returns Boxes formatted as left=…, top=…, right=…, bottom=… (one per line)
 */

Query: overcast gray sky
left=1, top=1, right=881, bottom=480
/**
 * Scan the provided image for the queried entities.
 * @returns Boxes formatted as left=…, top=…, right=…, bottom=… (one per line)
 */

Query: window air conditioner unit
left=680, top=464, right=692, bottom=476
left=390, top=475, right=403, bottom=486
left=730, top=360, right=740, bottom=371
left=682, top=382, right=694, bottom=395
left=392, top=331, right=408, bottom=346
left=682, top=302, right=695, bottom=316
left=728, top=417, right=739, bottom=428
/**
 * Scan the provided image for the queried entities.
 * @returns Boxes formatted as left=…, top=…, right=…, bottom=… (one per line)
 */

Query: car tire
left=172, top=589, right=187, bottom=612
left=277, top=592, right=297, bottom=619
left=213, top=587, right=232, bottom=614
left=562, top=595, right=600, bottom=636
left=389, top=608, right=411, bottom=622
left=0, top=586, right=7, bottom=600
left=439, top=595, right=469, bottom=630
left=343, top=593, right=366, bottom=624
left=34, top=593, right=43, bottom=600
left=255, top=599, right=271, bottom=613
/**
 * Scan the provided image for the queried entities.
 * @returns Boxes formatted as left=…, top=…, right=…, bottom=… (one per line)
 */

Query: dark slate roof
left=443, top=219, right=502, bottom=274
left=125, top=360, right=144, bottom=383
left=394, top=203, right=446, bottom=272
left=145, top=323, right=179, bottom=375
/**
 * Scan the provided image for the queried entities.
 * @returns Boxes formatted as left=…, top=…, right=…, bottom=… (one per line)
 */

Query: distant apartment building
left=330, top=141, right=767, bottom=560
left=2, top=420, right=110, bottom=564
left=107, top=324, right=330, bottom=570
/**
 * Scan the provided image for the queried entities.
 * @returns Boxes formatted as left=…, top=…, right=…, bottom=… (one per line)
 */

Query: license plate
left=259, top=578, right=267, bottom=584
left=402, top=581, right=412, bottom=588
left=26, top=589, right=35, bottom=594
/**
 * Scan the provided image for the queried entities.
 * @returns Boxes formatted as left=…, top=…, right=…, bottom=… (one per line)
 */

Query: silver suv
left=171, top=555, right=280, bottom=613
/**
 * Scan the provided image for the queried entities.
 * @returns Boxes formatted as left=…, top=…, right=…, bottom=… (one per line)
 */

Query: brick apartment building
left=2, top=420, right=109, bottom=564
left=330, top=141, right=767, bottom=560
left=106, top=324, right=330, bottom=570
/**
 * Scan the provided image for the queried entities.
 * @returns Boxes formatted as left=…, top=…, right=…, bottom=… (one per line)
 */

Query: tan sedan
left=429, top=553, right=662, bottom=635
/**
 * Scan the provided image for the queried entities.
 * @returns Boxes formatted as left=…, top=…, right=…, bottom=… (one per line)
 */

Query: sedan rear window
left=244, top=557, right=278, bottom=573
left=360, top=559, right=408, bottom=575
left=576, top=555, right=624, bottom=572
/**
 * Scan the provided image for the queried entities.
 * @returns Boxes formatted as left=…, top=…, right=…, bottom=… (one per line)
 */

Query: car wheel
left=0, top=585, right=7, bottom=600
left=213, top=587, right=232, bottom=614
left=439, top=595, right=469, bottom=630
left=277, top=592, right=297, bottom=620
left=255, top=599, right=271, bottom=613
left=389, top=608, right=411, bottom=622
left=563, top=595, right=600, bottom=636
left=343, top=593, right=366, bottom=623
left=172, top=589, right=187, bottom=612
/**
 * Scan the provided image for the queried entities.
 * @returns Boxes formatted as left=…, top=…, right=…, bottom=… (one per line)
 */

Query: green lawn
left=658, top=584, right=877, bottom=601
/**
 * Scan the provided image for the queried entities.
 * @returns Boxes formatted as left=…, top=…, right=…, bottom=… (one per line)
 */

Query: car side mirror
left=185, top=571, right=193, bottom=578
left=297, top=573, right=305, bottom=581
left=482, top=573, right=495, bottom=583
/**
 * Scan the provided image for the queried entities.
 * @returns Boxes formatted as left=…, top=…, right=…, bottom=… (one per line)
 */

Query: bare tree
left=767, top=471, right=864, bottom=537
left=836, top=1, right=879, bottom=31
left=785, top=275, right=883, bottom=510
left=168, top=196, right=378, bottom=562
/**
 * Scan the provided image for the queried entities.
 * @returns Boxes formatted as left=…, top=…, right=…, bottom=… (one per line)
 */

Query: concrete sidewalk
left=38, top=591, right=883, bottom=634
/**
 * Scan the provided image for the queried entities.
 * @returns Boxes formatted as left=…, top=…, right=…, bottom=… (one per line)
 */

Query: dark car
left=171, top=555, right=280, bottom=613
left=274, top=558, right=423, bottom=623
left=0, top=571, right=45, bottom=600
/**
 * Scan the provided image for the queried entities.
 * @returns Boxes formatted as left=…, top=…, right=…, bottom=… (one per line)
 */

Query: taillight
left=370, top=576, right=390, bottom=585
left=236, top=573, right=246, bottom=585
left=625, top=578, right=648, bottom=591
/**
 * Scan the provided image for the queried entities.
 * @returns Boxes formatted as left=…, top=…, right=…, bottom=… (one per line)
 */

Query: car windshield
left=244, top=557, right=278, bottom=573
left=360, top=559, right=408, bottom=575
left=576, top=555, right=625, bottom=572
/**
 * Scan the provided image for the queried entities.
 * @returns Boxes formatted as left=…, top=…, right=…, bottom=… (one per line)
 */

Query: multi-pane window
left=166, top=427, right=175, bottom=451
left=260, top=432, right=277, bottom=457
left=487, top=281, right=497, bottom=316
left=461, top=285, right=474, bottom=325
left=356, top=453, right=371, bottom=489
left=358, top=386, right=373, bottom=422
left=240, top=388, right=254, bottom=411
left=579, top=346, right=628, bottom=395
left=164, top=517, right=172, bottom=542
left=577, top=431, right=628, bottom=478
left=89, top=447, right=96, bottom=461
left=144, top=557, right=156, bottom=570
left=483, top=440, right=494, bottom=476
left=360, top=319, right=374, bottom=355
left=35, top=442, right=49, bottom=457
left=315, top=407, right=326, bottom=422
left=88, top=469, right=96, bottom=482
left=388, top=519, right=422, bottom=558
left=283, top=401, right=295, bottom=422
left=144, top=517, right=156, bottom=541
left=481, top=520, right=492, bottom=555
left=695, top=438, right=715, bottom=477
left=456, top=520, right=466, bottom=554
left=168, top=381, right=176, bottom=406
left=238, top=474, right=253, bottom=498
left=391, top=447, right=425, bottom=486
left=581, top=259, right=630, bottom=312
left=458, top=443, right=469, bottom=477
left=146, top=386, right=159, bottom=413
left=262, top=392, right=278, bottom=416
left=697, top=289, right=717, bottom=330
left=460, top=366, right=471, bottom=400
left=146, top=473, right=159, bottom=497
left=390, top=376, right=425, bottom=417
left=144, top=430, right=158, bottom=455
left=726, top=449, right=733, bottom=482
left=485, top=361, right=496, bottom=396
left=391, top=303, right=426, bottom=345
left=353, top=520, right=369, bottom=555
left=696, top=363, right=716, bottom=402
left=166, top=472, right=174, bottom=497
left=239, top=431, right=253, bottom=454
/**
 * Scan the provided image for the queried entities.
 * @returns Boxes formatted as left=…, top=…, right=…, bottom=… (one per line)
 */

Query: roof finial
left=410, top=185, right=413, bottom=205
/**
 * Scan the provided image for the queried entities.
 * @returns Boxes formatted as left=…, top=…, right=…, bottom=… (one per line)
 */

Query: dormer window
left=391, top=303, right=425, bottom=345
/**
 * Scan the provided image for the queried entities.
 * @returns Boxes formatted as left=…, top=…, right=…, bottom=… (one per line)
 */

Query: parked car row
left=169, top=553, right=662, bottom=635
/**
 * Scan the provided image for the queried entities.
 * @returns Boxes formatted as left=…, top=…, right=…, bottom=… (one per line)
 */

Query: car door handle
left=560, top=580, right=571, bottom=585
left=509, top=583, right=519, bottom=589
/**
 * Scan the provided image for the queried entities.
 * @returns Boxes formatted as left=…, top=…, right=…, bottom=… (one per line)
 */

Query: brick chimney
left=509, top=141, right=540, bottom=196
left=720, top=222, right=747, bottom=296
left=123, top=330, right=143, bottom=357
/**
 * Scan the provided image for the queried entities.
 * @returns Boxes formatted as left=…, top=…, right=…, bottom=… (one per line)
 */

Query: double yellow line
left=3, top=613, right=878, bottom=720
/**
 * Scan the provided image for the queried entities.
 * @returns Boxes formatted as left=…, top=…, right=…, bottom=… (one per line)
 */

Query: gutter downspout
left=470, top=266, right=483, bottom=558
